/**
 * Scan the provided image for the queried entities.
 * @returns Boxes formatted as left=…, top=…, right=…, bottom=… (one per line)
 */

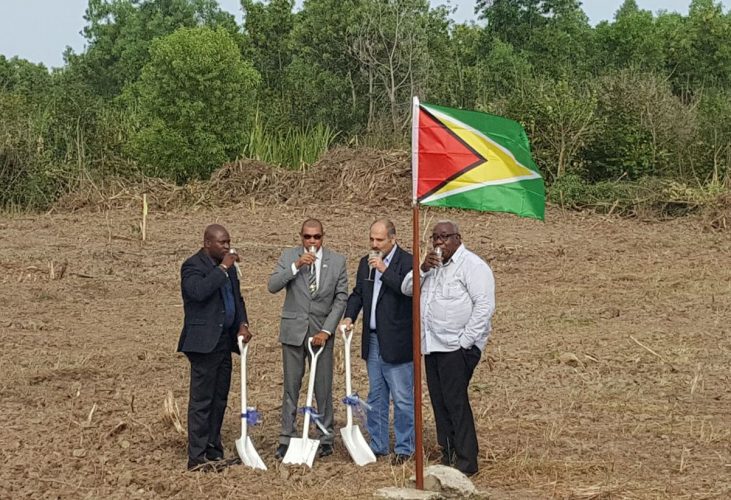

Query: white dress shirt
left=291, top=247, right=323, bottom=287
left=369, top=244, right=398, bottom=331
left=401, top=244, right=495, bottom=354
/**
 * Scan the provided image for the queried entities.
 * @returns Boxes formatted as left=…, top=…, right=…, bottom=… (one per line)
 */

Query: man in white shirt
left=401, top=220, right=495, bottom=476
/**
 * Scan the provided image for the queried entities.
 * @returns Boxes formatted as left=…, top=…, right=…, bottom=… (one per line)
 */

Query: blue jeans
left=366, top=332, right=415, bottom=456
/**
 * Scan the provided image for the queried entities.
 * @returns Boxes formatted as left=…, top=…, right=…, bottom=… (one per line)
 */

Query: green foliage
left=594, top=0, right=664, bottom=72
left=583, top=70, right=695, bottom=182
left=3, top=0, right=731, bottom=212
left=243, top=112, right=339, bottom=169
left=548, top=174, right=724, bottom=216
left=69, top=0, right=241, bottom=97
left=127, top=26, right=260, bottom=182
left=0, top=55, right=52, bottom=97
left=0, top=60, right=135, bottom=209
left=487, top=76, right=598, bottom=182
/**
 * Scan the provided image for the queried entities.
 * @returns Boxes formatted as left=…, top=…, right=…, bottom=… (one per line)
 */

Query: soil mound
left=55, top=147, right=410, bottom=211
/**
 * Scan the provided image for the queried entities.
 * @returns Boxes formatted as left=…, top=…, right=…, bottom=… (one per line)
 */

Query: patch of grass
left=243, top=112, right=338, bottom=169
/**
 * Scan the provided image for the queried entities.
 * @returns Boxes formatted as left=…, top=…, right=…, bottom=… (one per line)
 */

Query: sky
left=0, top=0, right=728, bottom=68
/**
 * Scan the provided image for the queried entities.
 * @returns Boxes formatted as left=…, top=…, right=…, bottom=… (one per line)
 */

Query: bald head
left=371, top=218, right=396, bottom=238
left=204, top=224, right=227, bottom=243
left=203, top=224, right=231, bottom=261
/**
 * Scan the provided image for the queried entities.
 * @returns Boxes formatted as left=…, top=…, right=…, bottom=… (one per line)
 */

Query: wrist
left=219, top=263, right=228, bottom=272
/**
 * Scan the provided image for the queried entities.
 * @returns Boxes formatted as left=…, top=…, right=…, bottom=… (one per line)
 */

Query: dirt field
left=1, top=197, right=729, bottom=498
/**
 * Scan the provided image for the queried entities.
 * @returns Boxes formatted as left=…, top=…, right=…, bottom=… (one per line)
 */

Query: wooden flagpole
left=411, top=95, right=424, bottom=490
left=412, top=203, right=423, bottom=490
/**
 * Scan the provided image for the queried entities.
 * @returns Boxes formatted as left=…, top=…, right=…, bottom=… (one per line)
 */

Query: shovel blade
left=235, top=436, right=267, bottom=470
left=282, top=437, right=320, bottom=468
left=340, top=425, right=377, bottom=466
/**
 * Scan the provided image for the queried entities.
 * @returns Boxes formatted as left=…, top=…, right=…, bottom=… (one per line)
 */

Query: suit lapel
left=375, top=245, right=400, bottom=305
left=315, top=248, right=330, bottom=299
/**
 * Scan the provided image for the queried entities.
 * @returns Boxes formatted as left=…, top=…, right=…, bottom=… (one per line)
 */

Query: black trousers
left=185, top=349, right=232, bottom=467
left=425, top=346, right=481, bottom=474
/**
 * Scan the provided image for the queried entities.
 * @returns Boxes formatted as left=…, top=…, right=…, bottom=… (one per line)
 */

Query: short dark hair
left=300, top=218, right=324, bottom=235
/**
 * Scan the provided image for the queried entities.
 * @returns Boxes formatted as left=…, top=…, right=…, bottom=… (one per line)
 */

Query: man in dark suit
left=268, top=218, right=348, bottom=460
left=339, top=219, right=414, bottom=464
left=178, top=224, right=253, bottom=471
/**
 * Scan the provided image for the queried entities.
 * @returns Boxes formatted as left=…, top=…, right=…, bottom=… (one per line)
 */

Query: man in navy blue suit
left=339, top=219, right=414, bottom=464
left=178, top=224, right=253, bottom=471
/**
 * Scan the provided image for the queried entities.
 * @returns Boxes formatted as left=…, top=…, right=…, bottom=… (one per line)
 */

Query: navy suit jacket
left=344, top=245, right=413, bottom=364
left=177, top=249, right=248, bottom=354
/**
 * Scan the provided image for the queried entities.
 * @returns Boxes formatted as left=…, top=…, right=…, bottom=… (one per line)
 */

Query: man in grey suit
left=268, top=218, right=348, bottom=460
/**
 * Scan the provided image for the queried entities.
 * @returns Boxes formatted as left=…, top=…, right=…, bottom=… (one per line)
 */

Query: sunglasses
left=302, top=233, right=323, bottom=240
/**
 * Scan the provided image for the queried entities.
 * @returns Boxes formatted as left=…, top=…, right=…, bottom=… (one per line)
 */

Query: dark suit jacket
left=344, top=245, right=413, bottom=364
left=177, top=249, right=248, bottom=354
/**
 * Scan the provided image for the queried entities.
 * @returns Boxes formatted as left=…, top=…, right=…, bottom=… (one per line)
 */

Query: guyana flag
left=412, top=98, right=545, bottom=220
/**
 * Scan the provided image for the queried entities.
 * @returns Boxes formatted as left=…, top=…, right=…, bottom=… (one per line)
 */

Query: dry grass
left=53, top=147, right=410, bottom=213
left=0, top=158, right=729, bottom=498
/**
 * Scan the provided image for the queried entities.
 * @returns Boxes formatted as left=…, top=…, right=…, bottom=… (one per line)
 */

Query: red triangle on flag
left=417, top=107, right=484, bottom=200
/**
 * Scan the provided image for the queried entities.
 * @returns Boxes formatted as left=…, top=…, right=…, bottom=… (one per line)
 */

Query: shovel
left=340, top=325, right=377, bottom=466
left=282, top=338, right=325, bottom=468
left=235, top=337, right=267, bottom=470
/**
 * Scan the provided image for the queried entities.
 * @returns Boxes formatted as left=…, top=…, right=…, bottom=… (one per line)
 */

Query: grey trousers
left=279, top=335, right=335, bottom=445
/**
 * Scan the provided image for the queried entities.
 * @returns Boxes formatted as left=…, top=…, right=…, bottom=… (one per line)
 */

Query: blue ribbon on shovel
left=298, top=406, right=330, bottom=435
left=241, top=408, right=262, bottom=426
left=342, top=392, right=371, bottom=426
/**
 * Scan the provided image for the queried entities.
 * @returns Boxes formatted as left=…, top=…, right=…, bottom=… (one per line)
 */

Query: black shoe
left=275, top=444, right=288, bottom=461
left=391, top=454, right=412, bottom=465
left=318, top=444, right=333, bottom=458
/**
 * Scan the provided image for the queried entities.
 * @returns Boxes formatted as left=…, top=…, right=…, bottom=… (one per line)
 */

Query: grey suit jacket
left=267, top=246, right=348, bottom=346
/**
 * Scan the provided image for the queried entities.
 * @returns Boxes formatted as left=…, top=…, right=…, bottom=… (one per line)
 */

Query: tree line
left=1, top=0, right=730, bottom=209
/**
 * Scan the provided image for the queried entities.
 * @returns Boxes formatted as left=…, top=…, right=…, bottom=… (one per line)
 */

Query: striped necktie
left=308, top=265, right=317, bottom=296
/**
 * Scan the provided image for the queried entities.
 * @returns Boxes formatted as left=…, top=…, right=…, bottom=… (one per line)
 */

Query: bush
left=583, top=69, right=695, bottom=182
left=127, top=27, right=260, bottom=183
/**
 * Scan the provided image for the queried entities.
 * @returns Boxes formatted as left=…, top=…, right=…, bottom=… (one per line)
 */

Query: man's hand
left=311, top=331, right=329, bottom=347
left=421, top=250, right=441, bottom=273
left=338, top=318, right=353, bottom=334
left=221, top=250, right=239, bottom=269
left=238, top=323, right=252, bottom=343
left=295, top=251, right=317, bottom=269
left=369, top=254, right=387, bottom=273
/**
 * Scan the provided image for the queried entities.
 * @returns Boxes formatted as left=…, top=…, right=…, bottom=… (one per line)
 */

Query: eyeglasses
left=431, top=233, right=457, bottom=242
left=302, top=233, right=322, bottom=240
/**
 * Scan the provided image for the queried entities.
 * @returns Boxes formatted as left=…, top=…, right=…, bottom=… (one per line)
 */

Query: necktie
left=308, top=265, right=317, bottom=296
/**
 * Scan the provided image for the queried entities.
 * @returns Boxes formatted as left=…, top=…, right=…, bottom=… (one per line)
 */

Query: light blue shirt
left=369, top=244, right=398, bottom=331
left=401, top=244, right=495, bottom=354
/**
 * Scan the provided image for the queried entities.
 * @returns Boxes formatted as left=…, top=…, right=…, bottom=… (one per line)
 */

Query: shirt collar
left=304, top=246, right=323, bottom=259
left=446, top=243, right=466, bottom=265
left=383, top=244, right=398, bottom=264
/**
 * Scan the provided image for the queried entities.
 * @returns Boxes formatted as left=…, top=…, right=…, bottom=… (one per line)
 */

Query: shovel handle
left=340, top=324, right=352, bottom=343
left=238, top=336, right=249, bottom=438
left=306, top=336, right=325, bottom=360
left=341, top=325, right=355, bottom=426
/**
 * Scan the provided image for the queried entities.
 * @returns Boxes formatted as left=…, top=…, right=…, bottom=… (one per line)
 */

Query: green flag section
left=412, top=98, right=545, bottom=220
